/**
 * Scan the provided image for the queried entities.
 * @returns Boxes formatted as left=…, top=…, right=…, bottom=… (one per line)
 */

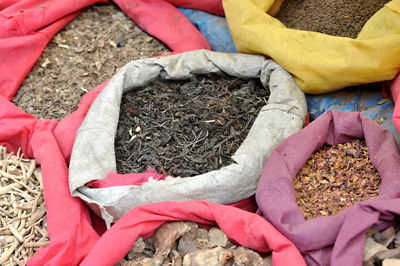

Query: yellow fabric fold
left=223, top=0, right=400, bottom=94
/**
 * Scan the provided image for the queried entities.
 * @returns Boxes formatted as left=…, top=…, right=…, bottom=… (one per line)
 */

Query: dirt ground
left=12, top=3, right=170, bottom=121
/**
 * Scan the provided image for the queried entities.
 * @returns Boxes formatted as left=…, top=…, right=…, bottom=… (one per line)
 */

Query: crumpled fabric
left=256, top=110, right=400, bottom=266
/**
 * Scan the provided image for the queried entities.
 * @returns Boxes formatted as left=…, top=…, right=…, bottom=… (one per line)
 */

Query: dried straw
left=0, top=146, right=47, bottom=265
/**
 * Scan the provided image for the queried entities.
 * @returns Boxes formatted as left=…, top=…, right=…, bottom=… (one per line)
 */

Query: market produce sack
left=68, top=49, right=307, bottom=225
left=223, top=0, right=400, bottom=94
left=0, top=0, right=223, bottom=101
left=79, top=201, right=306, bottom=266
left=256, top=110, right=400, bottom=266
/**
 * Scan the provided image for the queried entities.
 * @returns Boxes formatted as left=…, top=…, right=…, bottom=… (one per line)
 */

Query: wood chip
left=378, top=98, right=392, bottom=105
left=8, top=225, right=24, bottom=243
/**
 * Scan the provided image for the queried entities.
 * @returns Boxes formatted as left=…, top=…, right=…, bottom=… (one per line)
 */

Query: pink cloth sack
left=256, top=110, right=400, bottom=266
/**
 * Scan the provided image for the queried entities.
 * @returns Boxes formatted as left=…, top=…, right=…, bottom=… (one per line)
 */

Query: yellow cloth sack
left=223, top=0, right=400, bottom=94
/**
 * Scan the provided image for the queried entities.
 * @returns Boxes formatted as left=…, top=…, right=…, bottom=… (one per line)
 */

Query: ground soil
left=276, top=0, right=390, bottom=38
left=12, top=3, right=170, bottom=120
left=115, top=75, right=268, bottom=177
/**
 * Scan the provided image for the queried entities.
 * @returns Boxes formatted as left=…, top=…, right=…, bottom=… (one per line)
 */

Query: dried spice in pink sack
left=256, top=111, right=400, bottom=265
left=294, top=139, right=382, bottom=220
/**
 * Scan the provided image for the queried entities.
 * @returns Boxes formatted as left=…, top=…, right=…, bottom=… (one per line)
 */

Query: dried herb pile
left=275, top=0, right=390, bottom=38
left=0, top=146, right=47, bottom=265
left=294, top=139, right=381, bottom=220
left=13, top=4, right=170, bottom=120
left=118, top=221, right=272, bottom=266
left=115, top=75, right=268, bottom=177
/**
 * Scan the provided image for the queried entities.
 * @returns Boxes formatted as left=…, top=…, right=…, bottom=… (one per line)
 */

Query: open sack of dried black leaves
left=256, top=110, right=400, bottom=266
left=68, top=49, right=307, bottom=225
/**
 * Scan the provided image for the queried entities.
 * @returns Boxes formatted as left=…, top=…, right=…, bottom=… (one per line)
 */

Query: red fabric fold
left=80, top=201, right=306, bottom=266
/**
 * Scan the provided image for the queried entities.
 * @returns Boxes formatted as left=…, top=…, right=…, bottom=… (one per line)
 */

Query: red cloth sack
left=0, top=0, right=220, bottom=101
left=256, top=110, right=400, bottom=266
left=80, top=201, right=306, bottom=266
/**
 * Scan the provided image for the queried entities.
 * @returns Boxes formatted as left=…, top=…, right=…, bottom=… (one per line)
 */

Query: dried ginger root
left=153, top=222, right=198, bottom=265
left=182, top=246, right=233, bottom=266
left=0, top=146, right=48, bottom=265
left=120, top=222, right=270, bottom=266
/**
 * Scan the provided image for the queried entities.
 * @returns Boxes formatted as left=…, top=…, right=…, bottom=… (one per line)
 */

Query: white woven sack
left=69, top=50, right=307, bottom=225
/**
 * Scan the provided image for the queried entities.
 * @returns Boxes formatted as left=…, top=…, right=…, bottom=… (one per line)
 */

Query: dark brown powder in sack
left=275, top=0, right=390, bottom=38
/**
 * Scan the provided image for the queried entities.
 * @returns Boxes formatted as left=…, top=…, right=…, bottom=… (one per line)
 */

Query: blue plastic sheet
left=306, top=87, right=400, bottom=144
left=178, top=8, right=237, bottom=53
left=181, top=9, right=400, bottom=145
